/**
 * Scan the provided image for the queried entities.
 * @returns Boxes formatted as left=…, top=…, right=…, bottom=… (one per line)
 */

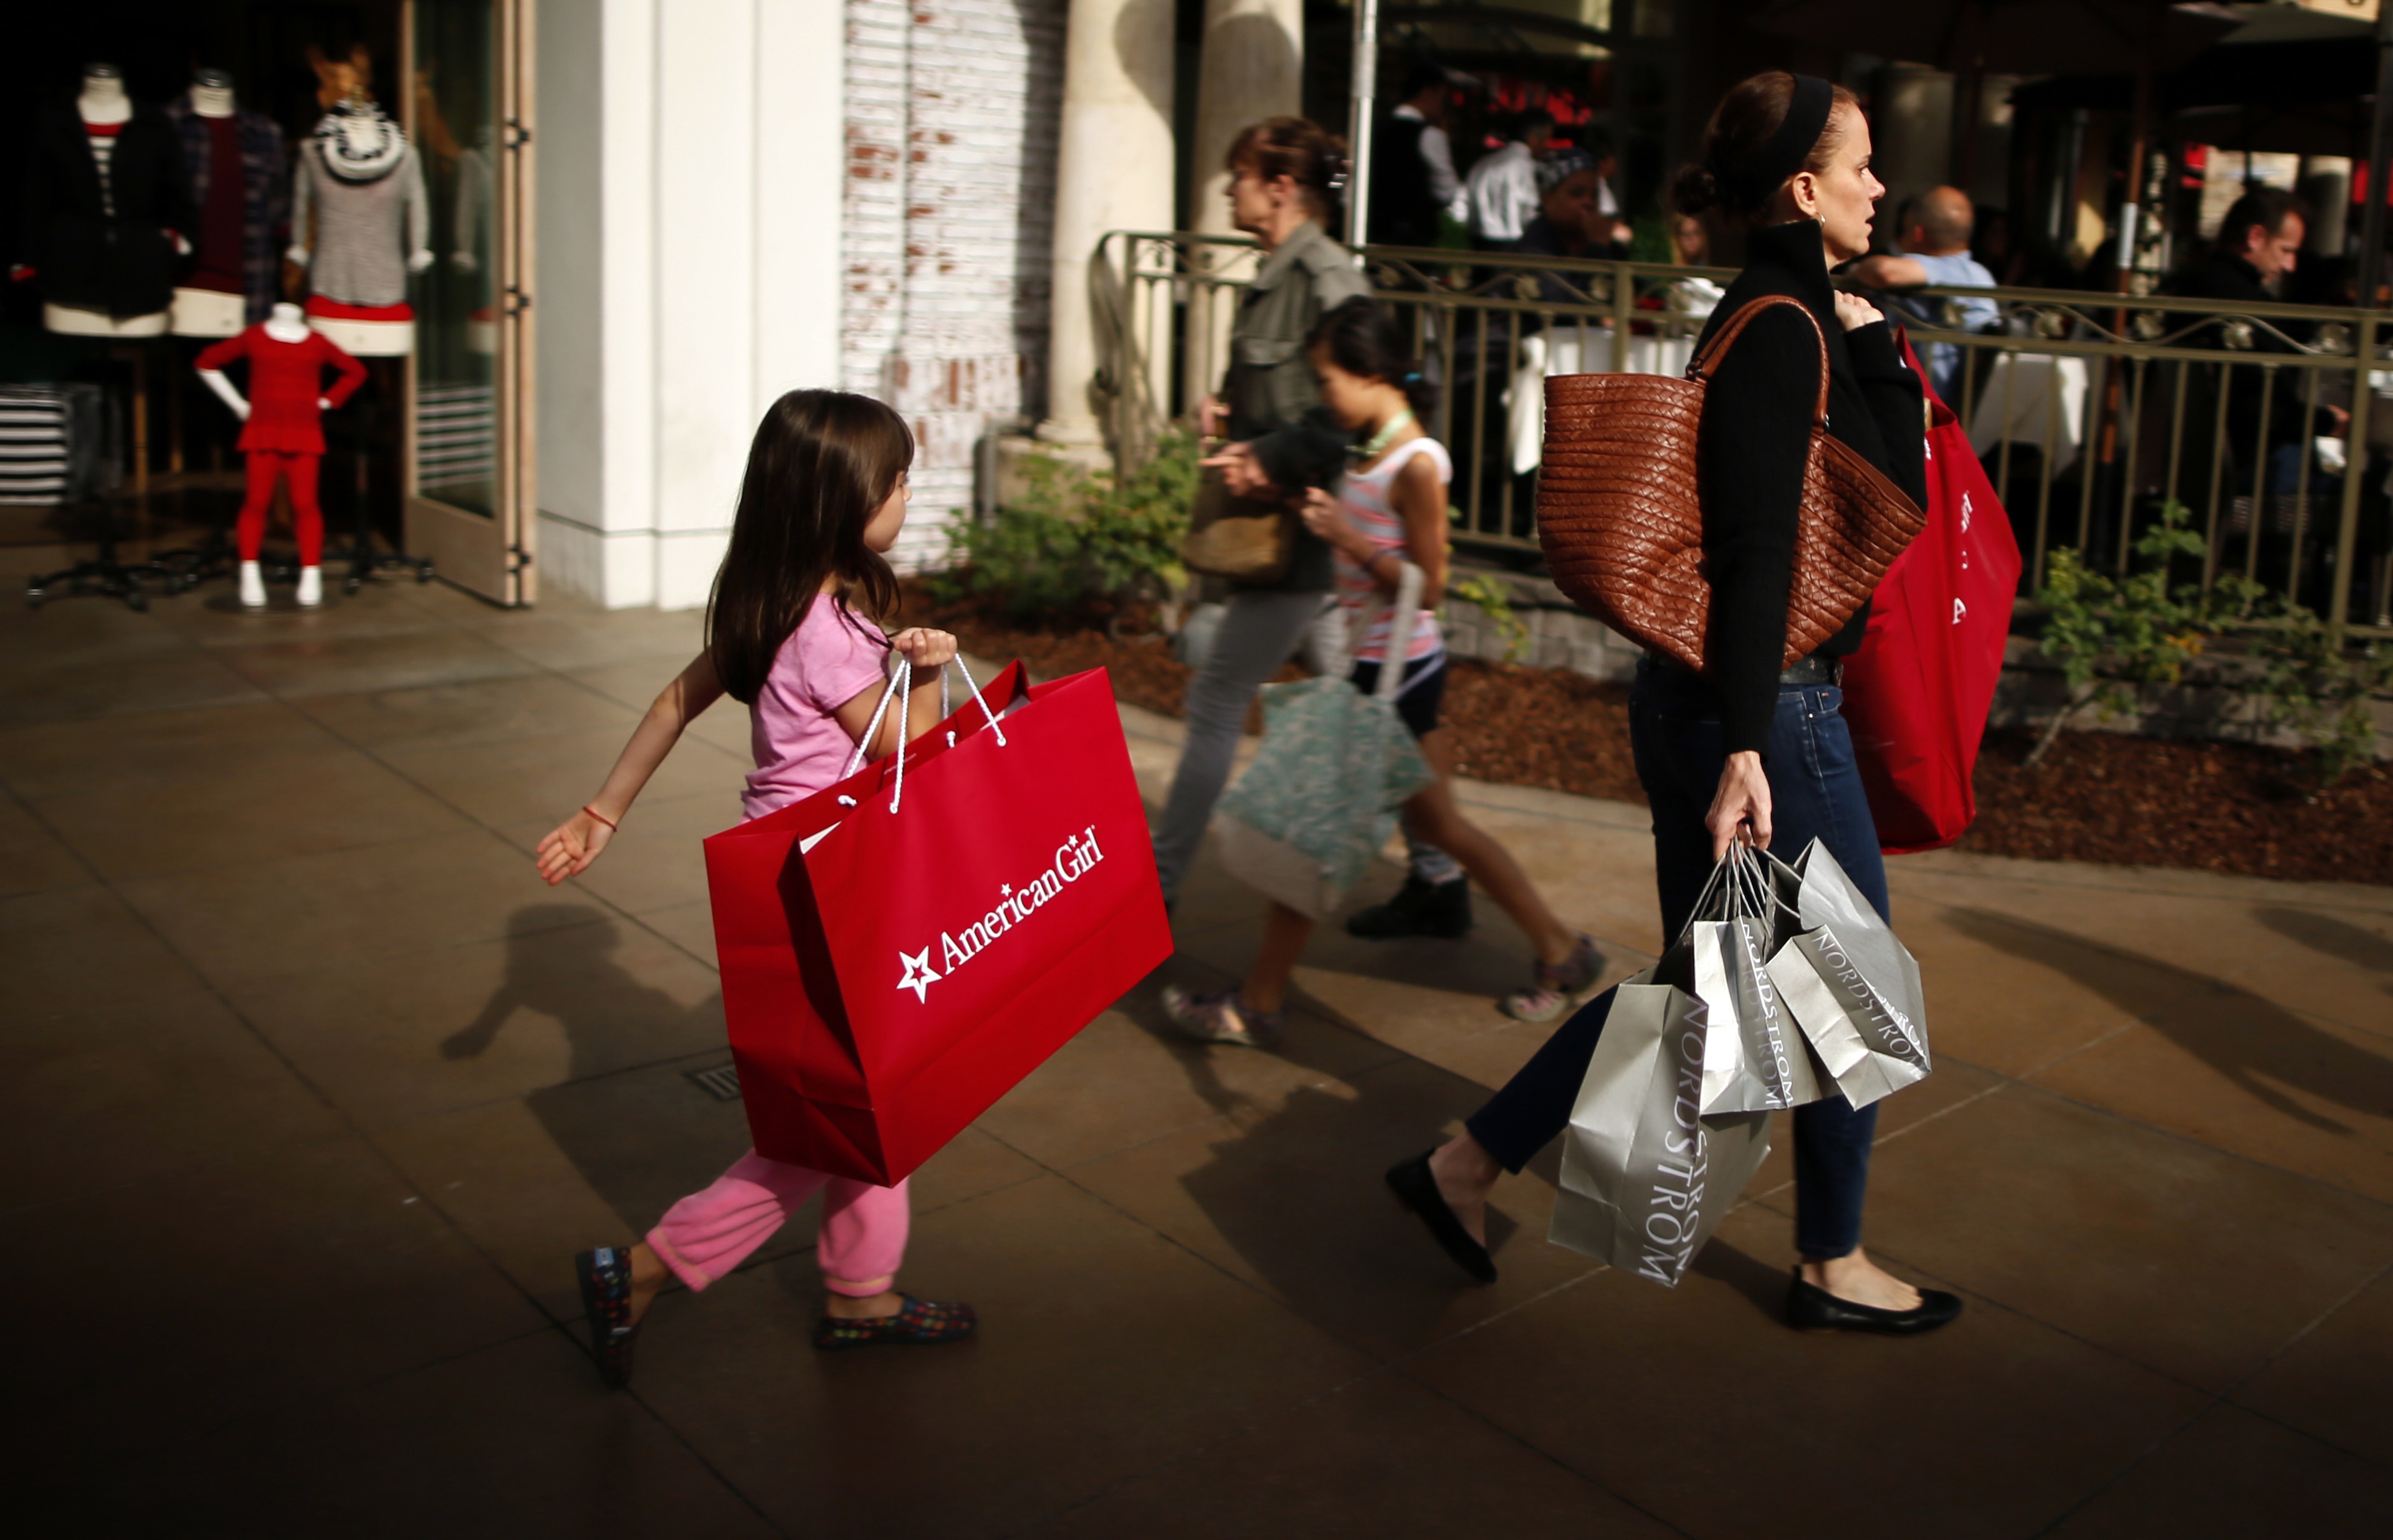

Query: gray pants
left=1152, top=588, right=1459, bottom=905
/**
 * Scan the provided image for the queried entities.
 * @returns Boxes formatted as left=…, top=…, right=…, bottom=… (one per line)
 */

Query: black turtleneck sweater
left=1692, top=219, right=1926, bottom=755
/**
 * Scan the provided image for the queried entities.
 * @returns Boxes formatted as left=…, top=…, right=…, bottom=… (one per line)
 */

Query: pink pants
left=647, top=1151, right=909, bottom=1298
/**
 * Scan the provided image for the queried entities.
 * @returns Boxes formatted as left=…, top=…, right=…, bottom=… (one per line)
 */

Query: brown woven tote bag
left=1535, top=294, right=1926, bottom=674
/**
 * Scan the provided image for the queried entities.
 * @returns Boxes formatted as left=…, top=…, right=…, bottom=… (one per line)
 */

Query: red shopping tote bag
left=702, top=660, right=1171, bottom=1184
left=1840, top=337, right=2022, bottom=854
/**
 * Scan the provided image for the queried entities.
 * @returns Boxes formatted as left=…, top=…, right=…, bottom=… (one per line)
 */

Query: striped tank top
left=1332, top=435, right=1450, bottom=665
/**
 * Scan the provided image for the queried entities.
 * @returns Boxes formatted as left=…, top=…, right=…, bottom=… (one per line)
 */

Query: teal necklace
left=1352, top=407, right=1415, bottom=462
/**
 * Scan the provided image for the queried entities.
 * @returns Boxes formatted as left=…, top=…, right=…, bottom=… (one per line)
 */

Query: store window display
left=163, top=69, right=290, bottom=338
left=11, top=64, right=196, bottom=337
left=289, top=48, right=432, bottom=357
left=196, top=302, right=370, bottom=608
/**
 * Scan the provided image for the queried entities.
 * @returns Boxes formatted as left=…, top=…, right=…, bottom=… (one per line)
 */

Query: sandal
left=575, top=1245, right=643, bottom=1389
left=1161, top=983, right=1282, bottom=1048
left=811, top=1294, right=978, bottom=1351
left=1501, top=934, right=1605, bottom=1023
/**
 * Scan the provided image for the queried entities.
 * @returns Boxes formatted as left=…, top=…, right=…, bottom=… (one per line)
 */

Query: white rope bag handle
left=839, top=652, right=1011, bottom=814
left=1668, top=837, right=1803, bottom=952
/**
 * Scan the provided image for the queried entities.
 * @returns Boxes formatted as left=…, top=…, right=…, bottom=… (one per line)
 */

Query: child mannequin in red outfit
left=196, top=300, right=368, bottom=606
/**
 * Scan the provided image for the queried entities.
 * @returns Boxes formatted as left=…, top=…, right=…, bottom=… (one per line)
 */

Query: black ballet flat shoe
left=1787, top=1271, right=1962, bottom=1336
left=1386, top=1150, right=1497, bottom=1285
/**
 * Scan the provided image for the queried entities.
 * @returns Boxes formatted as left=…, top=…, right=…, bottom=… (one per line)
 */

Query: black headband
left=1716, top=74, right=1835, bottom=213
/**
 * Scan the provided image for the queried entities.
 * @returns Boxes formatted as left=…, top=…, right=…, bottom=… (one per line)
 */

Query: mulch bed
left=902, top=583, right=2393, bottom=886
left=1962, top=728, right=2393, bottom=885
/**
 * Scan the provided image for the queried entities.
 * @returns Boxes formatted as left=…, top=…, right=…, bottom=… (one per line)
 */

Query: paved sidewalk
left=4, top=577, right=2389, bottom=1537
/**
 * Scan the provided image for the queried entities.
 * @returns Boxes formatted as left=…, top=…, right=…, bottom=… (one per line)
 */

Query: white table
left=1504, top=279, right=1722, bottom=476
left=1966, top=353, right=2090, bottom=478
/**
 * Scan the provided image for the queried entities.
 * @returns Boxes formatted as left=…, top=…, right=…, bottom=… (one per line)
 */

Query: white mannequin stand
left=170, top=76, right=248, bottom=339
left=307, top=313, right=416, bottom=358
left=199, top=303, right=333, bottom=608
left=44, top=69, right=176, bottom=338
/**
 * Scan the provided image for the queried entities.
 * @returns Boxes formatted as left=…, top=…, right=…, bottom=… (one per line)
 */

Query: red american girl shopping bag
left=1841, top=337, right=2022, bottom=854
left=702, top=662, right=1171, bottom=1184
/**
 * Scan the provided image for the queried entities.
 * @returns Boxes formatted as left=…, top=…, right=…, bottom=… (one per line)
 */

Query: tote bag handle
left=840, top=653, right=1011, bottom=814
left=1341, top=557, right=1425, bottom=703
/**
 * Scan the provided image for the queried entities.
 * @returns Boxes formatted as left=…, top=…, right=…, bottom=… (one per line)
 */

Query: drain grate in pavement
left=686, top=1063, right=743, bottom=1101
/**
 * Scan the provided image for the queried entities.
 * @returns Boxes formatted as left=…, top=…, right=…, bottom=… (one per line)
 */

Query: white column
left=1188, top=0, right=1303, bottom=238
left=534, top=0, right=844, bottom=609
left=1183, top=0, right=1302, bottom=412
left=1041, top=0, right=1175, bottom=447
left=535, top=0, right=624, bottom=602
left=755, top=1, right=848, bottom=402
left=653, top=0, right=761, bottom=609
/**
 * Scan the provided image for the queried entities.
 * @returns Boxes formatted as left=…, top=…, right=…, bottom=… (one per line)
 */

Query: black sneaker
left=1346, top=875, right=1473, bottom=940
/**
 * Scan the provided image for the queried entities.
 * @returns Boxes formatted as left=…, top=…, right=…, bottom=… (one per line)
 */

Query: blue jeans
left=1463, top=657, right=1891, bottom=1259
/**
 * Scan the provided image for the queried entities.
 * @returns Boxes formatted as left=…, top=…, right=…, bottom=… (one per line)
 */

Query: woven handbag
left=1535, top=295, right=1926, bottom=674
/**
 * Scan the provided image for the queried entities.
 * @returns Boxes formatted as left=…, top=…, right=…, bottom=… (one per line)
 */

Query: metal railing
left=1092, top=230, right=2391, bottom=634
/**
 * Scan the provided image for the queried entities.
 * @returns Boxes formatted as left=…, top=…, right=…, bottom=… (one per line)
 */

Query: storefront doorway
left=401, top=0, right=534, bottom=604
left=2, top=0, right=535, bottom=605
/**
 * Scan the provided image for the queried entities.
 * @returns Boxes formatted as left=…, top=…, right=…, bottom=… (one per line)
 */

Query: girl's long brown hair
left=705, top=390, right=910, bottom=705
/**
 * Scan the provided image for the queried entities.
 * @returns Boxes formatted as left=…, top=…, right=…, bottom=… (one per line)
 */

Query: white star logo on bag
left=895, top=947, right=941, bottom=1003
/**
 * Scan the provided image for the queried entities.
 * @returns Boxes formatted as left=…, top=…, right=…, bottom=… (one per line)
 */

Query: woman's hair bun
left=1671, top=163, right=1722, bottom=218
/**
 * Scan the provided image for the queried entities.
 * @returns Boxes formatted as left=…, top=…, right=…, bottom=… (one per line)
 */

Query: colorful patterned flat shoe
left=811, top=1294, right=978, bottom=1352
left=1501, top=934, right=1605, bottom=1023
left=1161, top=983, right=1282, bottom=1048
left=575, top=1245, right=643, bottom=1389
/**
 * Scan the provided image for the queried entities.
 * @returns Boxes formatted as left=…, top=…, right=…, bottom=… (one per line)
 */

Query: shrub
left=1446, top=570, right=1530, bottom=664
left=2027, top=500, right=2238, bottom=765
left=935, top=432, right=1198, bottom=625
left=2247, top=606, right=2393, bottom=788
left=2031, top=499, right=2391, bottom=784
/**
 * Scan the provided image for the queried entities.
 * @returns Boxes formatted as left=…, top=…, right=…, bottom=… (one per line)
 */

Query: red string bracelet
left=581, top=805, right=619, bottom=831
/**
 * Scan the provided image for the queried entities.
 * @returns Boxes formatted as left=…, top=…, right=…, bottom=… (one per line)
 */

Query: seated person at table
left=1850, top=186, right=1999, bottom=403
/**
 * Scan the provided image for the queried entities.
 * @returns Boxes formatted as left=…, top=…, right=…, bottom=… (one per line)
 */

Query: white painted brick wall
left=845, top=0, right=1066, bottom=571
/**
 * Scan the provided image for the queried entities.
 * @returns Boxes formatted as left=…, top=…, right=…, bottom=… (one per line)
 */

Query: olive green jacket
left=1221, top=219, right=1371, bottom=591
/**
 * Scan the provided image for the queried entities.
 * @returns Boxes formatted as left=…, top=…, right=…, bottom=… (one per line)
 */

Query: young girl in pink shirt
left=535, top=390, right=976, bottom=1387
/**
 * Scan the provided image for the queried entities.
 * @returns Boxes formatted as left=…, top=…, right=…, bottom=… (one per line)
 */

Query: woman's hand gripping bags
left=702, top=662, right=1172, bottom=1185
left=1549, top=839, right=1930, bottom=1285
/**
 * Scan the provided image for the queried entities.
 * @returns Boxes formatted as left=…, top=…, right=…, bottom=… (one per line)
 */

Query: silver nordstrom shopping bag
left=1679, top=845, right=1826, bottom=1116
left=1760, top=841, right=1931, bottom=1109
left=1549, top=975, right=1773, bottom=1287
left=1692, top=912, right=1825, bottom=1114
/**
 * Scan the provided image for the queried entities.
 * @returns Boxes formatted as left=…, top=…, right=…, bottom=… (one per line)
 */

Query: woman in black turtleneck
left=1383, top=72, right=1961, bottom=1337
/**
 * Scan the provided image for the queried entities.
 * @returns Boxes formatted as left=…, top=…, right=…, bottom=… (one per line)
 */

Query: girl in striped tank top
left=1164, top=300, right=1601, bottom=1049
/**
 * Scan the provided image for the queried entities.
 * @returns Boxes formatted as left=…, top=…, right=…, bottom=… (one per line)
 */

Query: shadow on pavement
left=1687, top=1234, right=1794, bottom=1316
left=447, top=906, right=747, bottom=1238
left=2254, top=907, right=2393, bottom=993
left=1946, top=906, right=2393, bottom=1136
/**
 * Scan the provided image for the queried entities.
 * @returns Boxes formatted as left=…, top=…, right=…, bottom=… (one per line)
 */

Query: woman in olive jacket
left=1385, top=72, right=1962, bottom=1336
left=1150, top=118, right=1464, bottom=940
